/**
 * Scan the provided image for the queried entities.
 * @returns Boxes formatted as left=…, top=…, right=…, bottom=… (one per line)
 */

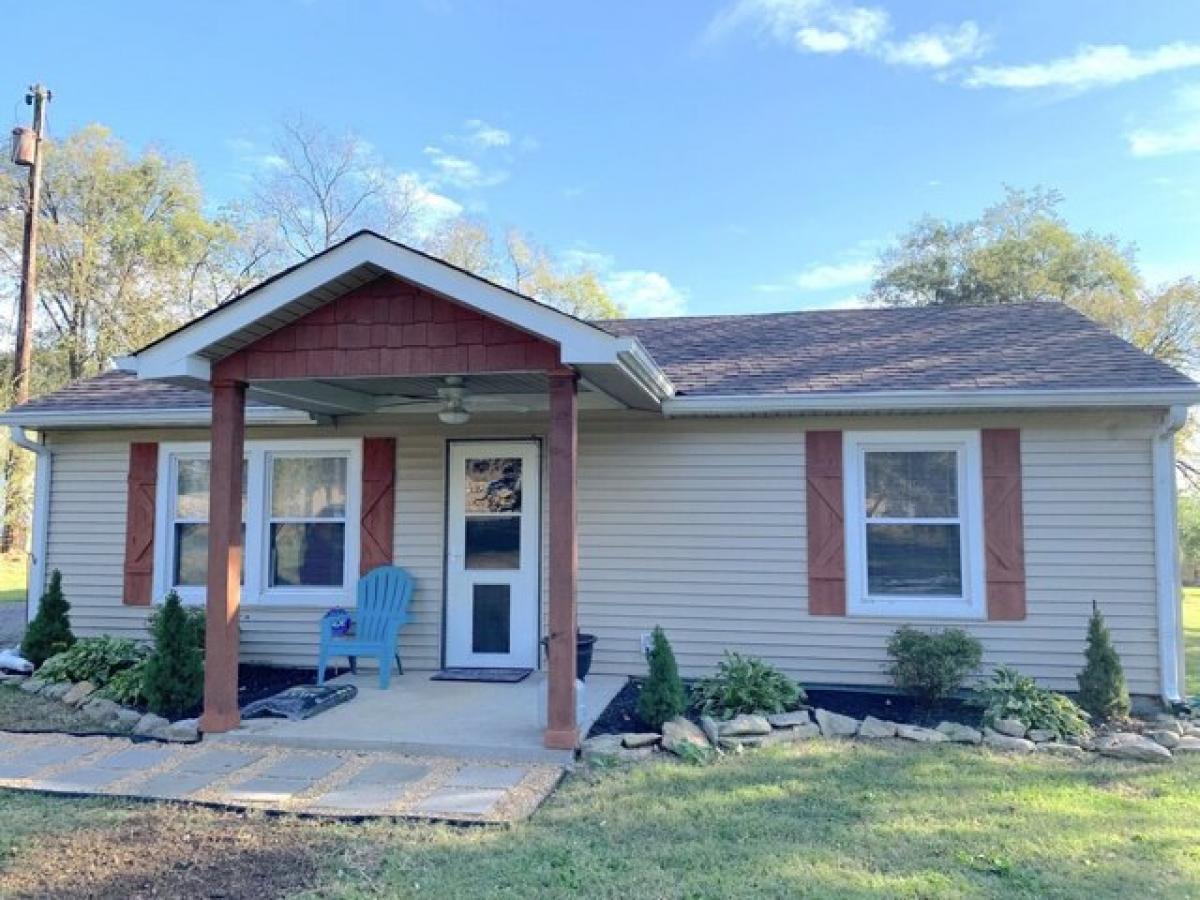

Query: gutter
left=8, top=427, right=49, bottom=625
left=1154, top=405, right=1189, bottom=705
left=662, top=386, right=1200, bottom=416
left=0, top=406, right=312, bottom=430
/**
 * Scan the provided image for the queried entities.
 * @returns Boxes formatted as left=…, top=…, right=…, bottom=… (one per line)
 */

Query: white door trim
left=444, top=440, right=541, bottom=669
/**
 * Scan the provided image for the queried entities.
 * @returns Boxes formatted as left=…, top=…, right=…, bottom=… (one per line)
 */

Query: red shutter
left=982, top=428, right=1026, bottom=620
left=122, top=442, right=158, bottom=606
left=360, top=437, right=396, bottom=574
left=806, top=430, right=846, bottom=616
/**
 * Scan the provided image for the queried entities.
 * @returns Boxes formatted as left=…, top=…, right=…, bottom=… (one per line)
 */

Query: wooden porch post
left=201, top=378, right=245, bottom=733
left=544, top=366, right=579, bottom=749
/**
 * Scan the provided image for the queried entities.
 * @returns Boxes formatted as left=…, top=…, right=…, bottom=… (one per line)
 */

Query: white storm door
left=445, top=441, right=540, bottom=669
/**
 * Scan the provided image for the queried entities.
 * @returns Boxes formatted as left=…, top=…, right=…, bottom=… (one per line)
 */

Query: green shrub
left=94, top=659, right=150, bottom=707
left=149, top=603, right=205, bottom=651
left=143, top=591, right=204, bottom=719
left=37, top=635, right=148, bottom=686
left=692, top=652, right=804, bottom=720
left=886, top=625, right=983, bottom=704
left=977, top=666, right=1091, bottom=740
left=21, top=569, right=74, bottom=667
left=1076, top=606, right=1130, bottom=722
left=637, top=627, right=687, bottom=729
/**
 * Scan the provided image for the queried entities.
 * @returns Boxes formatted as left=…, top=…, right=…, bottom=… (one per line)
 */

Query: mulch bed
left=586, top=677, right=984, bottom=737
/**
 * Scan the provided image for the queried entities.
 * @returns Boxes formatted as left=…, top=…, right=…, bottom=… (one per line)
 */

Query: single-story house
left=4, top=230, right=1197, bottom=748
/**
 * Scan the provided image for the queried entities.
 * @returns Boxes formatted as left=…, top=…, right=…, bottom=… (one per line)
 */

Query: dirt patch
left=0, top=803, right=341, bottom=900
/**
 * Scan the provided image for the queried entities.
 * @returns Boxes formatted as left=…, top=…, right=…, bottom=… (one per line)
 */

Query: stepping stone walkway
left=0, top=731, right=561, bottom=822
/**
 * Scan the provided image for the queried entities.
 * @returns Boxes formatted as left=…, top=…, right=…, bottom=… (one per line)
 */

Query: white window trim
left=153, top=439, right=362, bottom=608
left=843, top=430, right=985, bottom=619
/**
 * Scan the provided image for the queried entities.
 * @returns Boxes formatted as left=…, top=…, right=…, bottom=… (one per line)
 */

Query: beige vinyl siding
left=41, top=408, right=1165, bottom=694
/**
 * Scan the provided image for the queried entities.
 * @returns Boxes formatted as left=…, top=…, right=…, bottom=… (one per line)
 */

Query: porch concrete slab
left=412, top=786, right=507, bottom=817
left=446, top=763, right=529, bottom=789
left=218, top=670, right=626, bottom=764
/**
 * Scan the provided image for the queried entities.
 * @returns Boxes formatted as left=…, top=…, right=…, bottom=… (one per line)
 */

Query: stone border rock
left=580, top=707, right=1200, bottom=766
left=13, top=676, right=199, bottom=742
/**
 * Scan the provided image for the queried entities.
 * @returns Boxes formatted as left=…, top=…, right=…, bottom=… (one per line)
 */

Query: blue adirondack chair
left=317, top=565, right=414, bottom=689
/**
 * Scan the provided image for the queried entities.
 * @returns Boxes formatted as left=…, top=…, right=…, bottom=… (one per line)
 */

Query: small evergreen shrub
left=1076, top=605, right=1131, bottom=722
left=37, top=636, right=147, bottom=686
left=21, top=569, right=74, bottom=667
left=692, top=652, right=804, bottom=719
left=886, top=626, right=983, bottom=704
left=149, top=603, right=206, bottom=651
left=637, top=626, right=687, bottom=729
left=978, top=666, right=1091, bottom=740
left=143, top=591, right=204, bottom=719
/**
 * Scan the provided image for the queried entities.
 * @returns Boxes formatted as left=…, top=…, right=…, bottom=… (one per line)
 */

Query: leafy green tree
left=143, top=591, right=204, bottom=719
left=1076, top=605, right=1131, bottom=722
left=1179, top=491, right=1200, bottom=585
left=21, top=569, right=74, bottom=666
left=638, top=626, right=687, bottom=728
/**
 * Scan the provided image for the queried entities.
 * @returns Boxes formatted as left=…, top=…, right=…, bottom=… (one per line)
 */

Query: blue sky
left=4, top=1, right=1200, bottom=317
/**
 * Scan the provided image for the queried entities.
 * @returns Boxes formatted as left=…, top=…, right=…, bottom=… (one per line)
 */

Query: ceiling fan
left=377, top=376, right=530, bottom=424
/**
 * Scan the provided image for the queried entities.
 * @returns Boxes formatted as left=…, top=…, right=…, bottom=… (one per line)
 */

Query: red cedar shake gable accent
left=360, top=437, right=396, bottom=574
left=123, top=442, right=158, bottom=606
left=981, top=428, right=1026, bottom=620
left=806, top=430, right=846, bottom=616
left=213, top=275, right=560, bottom=383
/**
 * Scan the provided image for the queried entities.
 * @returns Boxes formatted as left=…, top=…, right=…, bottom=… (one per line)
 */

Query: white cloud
left=605, top=270, right=689, bottom=318
left=226, top=137, right=287, bottom=171
left=464, top=118, right=512, bottom=149
left=883, top=22, right=986, bottom=69
left=967, top=42, right=1200, bottom=90
left=1128, top=84, right=1200, bottom=157
left=564, top=248, right=689, bottom=317
left=755, top=244, right=878, bottom=294
left=423, top=146, right=508, bottom=189
left=706, top=0, right=984, bottom=69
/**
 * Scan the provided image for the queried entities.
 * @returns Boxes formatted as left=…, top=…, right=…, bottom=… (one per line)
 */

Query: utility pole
left=3, top=83, right=50, bottom=556
left=11, top=84, right=50, bottom=406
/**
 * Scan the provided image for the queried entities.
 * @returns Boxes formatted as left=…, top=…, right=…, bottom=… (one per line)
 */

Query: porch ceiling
left=245, top=372, right=619, bottom=417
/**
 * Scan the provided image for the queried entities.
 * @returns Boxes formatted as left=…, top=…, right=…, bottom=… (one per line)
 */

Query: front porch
left=218, top=671, right=627, bottom=764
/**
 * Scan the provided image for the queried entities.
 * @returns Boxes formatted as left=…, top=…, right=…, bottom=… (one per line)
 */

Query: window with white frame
left=154, top=440, right=361, bottom=606
left=843, top=431, right=984, bottom=618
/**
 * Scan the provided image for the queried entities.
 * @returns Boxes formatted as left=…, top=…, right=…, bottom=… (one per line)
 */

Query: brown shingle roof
left=600, top=302, right=1195, bottom=396
left=8, top=302, right=1194, bottom=416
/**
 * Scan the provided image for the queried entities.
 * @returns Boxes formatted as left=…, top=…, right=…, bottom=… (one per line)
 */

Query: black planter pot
left=541, top=632, right=598, bottom=681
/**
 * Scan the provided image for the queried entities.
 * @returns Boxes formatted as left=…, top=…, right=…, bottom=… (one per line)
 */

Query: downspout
left=8, top=427, right=49, bottom=626
left=1153, top=406, right=1188, bottom=706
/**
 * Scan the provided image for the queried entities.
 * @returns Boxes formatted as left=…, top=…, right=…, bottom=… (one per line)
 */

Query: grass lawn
left=2, top=742, right=1200, bottom=898
left=0, top=557, right=24, bottom=604
left=1185, top=587, right=1200, bottom=699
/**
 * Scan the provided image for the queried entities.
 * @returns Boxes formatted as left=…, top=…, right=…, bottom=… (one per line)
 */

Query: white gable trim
left=126, top=232, right=665, bottom=389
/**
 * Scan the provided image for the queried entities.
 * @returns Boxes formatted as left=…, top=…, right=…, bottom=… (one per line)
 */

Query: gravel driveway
left=0, top=604, right=26, bottom=649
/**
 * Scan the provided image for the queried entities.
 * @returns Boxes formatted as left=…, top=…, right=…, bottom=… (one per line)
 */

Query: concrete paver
left=0, top=731, right=561, bottom=821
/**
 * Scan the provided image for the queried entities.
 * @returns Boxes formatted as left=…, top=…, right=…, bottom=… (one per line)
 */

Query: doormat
left=431, top=668, right=532, bottom=684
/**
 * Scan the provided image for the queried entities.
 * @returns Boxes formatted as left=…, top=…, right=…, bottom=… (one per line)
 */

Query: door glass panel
left=465, top=517, right=520, bottom=569
left=472, top=584, right=511, bottom=654
left=465, top=458, right=522, bottom=513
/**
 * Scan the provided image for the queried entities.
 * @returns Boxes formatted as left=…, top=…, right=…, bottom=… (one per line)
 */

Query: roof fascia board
left=132, top=233, right=639, bottom=378
left=662, top=386, right=1200, bottom=416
